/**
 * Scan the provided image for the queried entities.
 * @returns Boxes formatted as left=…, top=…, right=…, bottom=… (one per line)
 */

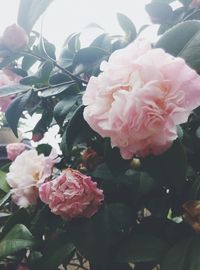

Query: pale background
left=0, top=0, right=179, bottom=147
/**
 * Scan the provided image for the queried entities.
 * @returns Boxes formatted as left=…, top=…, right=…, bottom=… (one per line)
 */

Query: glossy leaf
left=53, top=93, right=80, bottom=125
left=40, top=82, right=76, bottom=97
left=0, top=224, right=35, bottom=259
left=156, top=20, right=200, bottom=69
left=145, top=2, right=173, bottom=24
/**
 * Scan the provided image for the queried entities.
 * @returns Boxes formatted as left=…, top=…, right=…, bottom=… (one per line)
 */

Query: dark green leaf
left=65, top=105, right=96, bottom=151
left=22, top=54, right=38, bottom=71
left=73, top=47, right=108, bottom=67
left=53, top=93, right=80, bottom=125
left=49, top=73, right=71, bottom=85
left=0, top=224, right=35, bottom=259
left=156, top=20, right=200, bottom=70
left=160, top=237, right=200, bottom=270
left=0, top=192, right=11, bottom=207
left=5, top=90, right=35, bottom=137
left=117, top=13, right=137, bottom=41
left=2, top=208, right=30, bottom=237
left=116, top=233, right=169, bottom=263
left=41, top=236, right=75, bottom=270
left=104, top=139, right=131, bottom=176
left=141, top=140, right=187, bottom=192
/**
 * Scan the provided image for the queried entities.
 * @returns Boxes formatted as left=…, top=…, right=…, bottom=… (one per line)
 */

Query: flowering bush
left=2, top=0, right=200, bottom=270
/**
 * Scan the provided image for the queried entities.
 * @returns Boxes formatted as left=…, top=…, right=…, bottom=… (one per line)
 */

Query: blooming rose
left=6, top=143, right=26, bottom=161
left=83, top=39, right=200, bottom=159
left=190, top=0, right=200, bottom=8
left=6, top=149, right=60, bottom=207
left=1, top=24, right=28, bottom=52
left=39, top=168, right=104, bottom=220
left=0, top=70, right=21, bottom=112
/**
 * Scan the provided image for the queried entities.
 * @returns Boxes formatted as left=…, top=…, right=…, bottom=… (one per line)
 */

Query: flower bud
left=2, top=24, right=28, bottom=52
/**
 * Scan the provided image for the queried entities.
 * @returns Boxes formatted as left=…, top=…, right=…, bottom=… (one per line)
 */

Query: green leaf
left=22, top=55, right=37, bottom=71
left=156, top=20, right=200, bottom=70
left=53, top=93, right=80, bottom=125
left=65, top=105, right=96, bottom=151
left=0, top=192, right=11, bottom=207
left=2, top=208, right=30, bottom=237
left=73, top=47, right=108, bottom=67
left=116, top=233, right=169, bottom=263
left=41, top=236, right=75, bottom=270
left=40, top=82, right=76, bottom=97
left=69, top=204, right=132, bottom=267
left=0, top=84, right=30, bottom=97
left=117, top=13, right=137, bottom=41
left=104, top=139, right=131, bottom=176
left=145, top=2, right=173, bottom=24
left=141, top=140, right=187, bottom=192
left=160, top=237, right=200, bottom=270
left=0, top=224, right=35, bottom=259
left=17, top=0, right=54, bottom=33
left=0, top=170, right=10, bottom=193
left=5, top=90, right=35, bottom=137
left=58, top=48, right=74, bottom=68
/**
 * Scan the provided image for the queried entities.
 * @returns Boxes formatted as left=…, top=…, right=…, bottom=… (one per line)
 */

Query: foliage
left=1, top=0, right=200, bottom=270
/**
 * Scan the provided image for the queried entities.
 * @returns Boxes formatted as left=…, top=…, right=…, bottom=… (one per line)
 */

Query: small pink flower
left=190, top=0, right=200, bottom=8
left=0, top=70, right=21, bottom=112
left=6, top=149, right=60, bottom=207
left=6, top=143, right=26, bottom=161
left=39, top=168, right=104, bottom=220
left=83, top=39, right=200, bottom=159
left=2, top=24, right=28, bottom=52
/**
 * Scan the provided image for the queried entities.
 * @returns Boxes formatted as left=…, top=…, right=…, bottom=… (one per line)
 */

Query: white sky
left=0, top=0, right=158, bottom=49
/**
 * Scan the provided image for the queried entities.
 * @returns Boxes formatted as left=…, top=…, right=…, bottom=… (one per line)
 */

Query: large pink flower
left=6, top=149, right=60, bottom=207
left=0, top=70, right=21, bottom=112
left=83, top=39, right=200, bottom=159
left=39, top=168, right=104, bottom=220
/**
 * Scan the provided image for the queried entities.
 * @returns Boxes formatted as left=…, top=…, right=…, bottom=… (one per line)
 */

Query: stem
left=68, top=263, right=89, bottom=270
left=23, top=49, right=88, bottom=85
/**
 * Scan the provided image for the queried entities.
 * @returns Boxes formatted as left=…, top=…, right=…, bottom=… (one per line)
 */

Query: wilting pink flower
left=6, top=143, right=26, bottom=161
left=0, top=70, right=21, bottom=112
left=190, top=0, right=200, bottom=8
left=83, top=39, right=200, bottom=159
left=1, top=24, right=28, bottom=52
left=6, top=149, right=60, bottom=207
left=39, top=168, right=104, bottom=220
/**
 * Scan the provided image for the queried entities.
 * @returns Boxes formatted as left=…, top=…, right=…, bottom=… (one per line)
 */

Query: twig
left=23, top=49, right=88, bottom=85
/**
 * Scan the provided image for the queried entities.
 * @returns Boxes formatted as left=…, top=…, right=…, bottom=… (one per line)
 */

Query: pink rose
left=39, top=168, right=104, bottom=220
left=6, top=149, right=60, bottom=207
left=190, top=0, right=200, bottom=8
left=0, top=70, right=21, bottom=112
left=1, top=24, right=28, bottom=52
left=6, top=143, right=26, bottom=161
left=83, top=39, right=200, bottom=159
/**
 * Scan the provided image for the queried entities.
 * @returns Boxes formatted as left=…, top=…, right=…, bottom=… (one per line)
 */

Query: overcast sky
left=0, top=0, right=157, bottom=48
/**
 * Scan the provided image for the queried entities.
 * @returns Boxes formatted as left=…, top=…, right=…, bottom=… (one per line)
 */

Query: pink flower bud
left=39, top=168, right=104, bottom=220
left=6, top=143, right=26, bottom=161
left=32, top=133, right=44, bottom=142
left=2, top=24, right=28, bottom=52
left=190, top=0, right=200, bottom=8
